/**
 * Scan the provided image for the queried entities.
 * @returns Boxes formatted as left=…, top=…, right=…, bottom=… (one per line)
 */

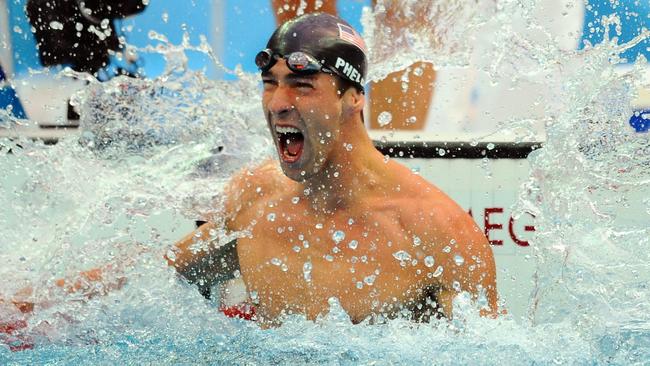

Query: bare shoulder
left=388, top=165, right=470, bottom=230
left=400, top=176, right=488, bottom=256
left=223, top=159, right=288, bottom=227
left=397, top=175, right=497, bottom=312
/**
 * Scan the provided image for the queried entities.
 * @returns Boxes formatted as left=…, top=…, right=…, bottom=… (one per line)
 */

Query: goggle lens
left=255, top=49, right=328, bottom=75
left=286, top=52, right=321, bottom=73
left=255, top=49, right=275, bottom=71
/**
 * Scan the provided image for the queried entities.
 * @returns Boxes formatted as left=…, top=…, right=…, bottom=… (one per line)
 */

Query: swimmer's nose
left=266, top=87, right=296, bottom=121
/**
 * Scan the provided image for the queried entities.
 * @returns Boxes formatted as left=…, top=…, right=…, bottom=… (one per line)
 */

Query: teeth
left=276, top=126, right=301, bottom=134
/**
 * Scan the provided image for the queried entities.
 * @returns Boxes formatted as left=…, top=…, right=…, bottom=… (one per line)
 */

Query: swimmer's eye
left=262, top=79, right=277, bottom=90
left=291, top=80, right=314, bottom=90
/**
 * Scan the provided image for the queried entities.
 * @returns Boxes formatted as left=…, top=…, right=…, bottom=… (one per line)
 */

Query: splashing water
left=2, top=0, right=650, bottom=363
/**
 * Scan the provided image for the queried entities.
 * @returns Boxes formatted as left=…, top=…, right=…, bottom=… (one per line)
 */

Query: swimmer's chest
left=236, top=207, right=430, bottom=321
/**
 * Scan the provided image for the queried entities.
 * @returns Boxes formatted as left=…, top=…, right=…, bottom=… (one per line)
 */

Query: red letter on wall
left=484, top=207, right=503, bottom=245
left=508, top=214, right=535, bottom=247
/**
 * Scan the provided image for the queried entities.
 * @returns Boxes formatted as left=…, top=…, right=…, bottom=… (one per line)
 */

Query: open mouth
left=276, top=126, right=304, bottom=164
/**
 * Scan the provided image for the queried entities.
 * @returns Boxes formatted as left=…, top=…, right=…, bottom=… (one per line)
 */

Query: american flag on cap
left=337, top=23, right=367, bottom=52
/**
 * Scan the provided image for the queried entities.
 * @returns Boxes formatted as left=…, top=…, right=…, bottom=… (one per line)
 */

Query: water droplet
left=356, top=281, right=364, bottom=289
left=452, top=281, right=461, bottom=292
left=161, top=12, right=169, bottom=23
left=267, top=213, right=276, bottom=222
left=49, top=21, right=64, bottom=30
left=424, top=256, right=435, bottom=267
left=166, top=249, right=176, bottom=262
left=333, top=171, right=339, bottom=178
left=432, top=266, right=444, bottom=277
left=477, top=290, right=488, bottom=308
left=454, top=254, right=465, bottom=266
left=332, top=230, right=345, bottom=244
left=303, top=261, right=312, bottom=282
left=345, top=143, right=353, bottom=151
left=293, top=246, right=301, bottom=253
left=315, top=223, right=323, bottom=229
left=271, top=258, right=282, bottom=266
left=303, top=240, right=310, bottom=248
left=325, top=254, right=334, bottom=262
left=377, top=111, right=393, bottom=127
left=348, top=218, right=354, bottom=225
left=438, top=148, right=446, bottom=156
left=291, top=196, right=300, bottom=204
left=332, top=247, right=340, bottom=254
left=487, top=143, right=495, bottom=150
left=442, top=246, right=451, bottom=253
left=348, top=240, right=359, bottom=250
left=364, top=275, right=376, bottom=285
left=392, top=250, right=412, bottom=261
left=281, top=263, right=289, bottom=272
left=413, top=235, right=421, bottom=246
left=407, top=116, right=417, bottom=124
left=298, top=234, right=304, bottom=240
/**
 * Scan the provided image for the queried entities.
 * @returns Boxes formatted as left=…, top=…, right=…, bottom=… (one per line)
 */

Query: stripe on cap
left=337, top=23, right=366, bottom=52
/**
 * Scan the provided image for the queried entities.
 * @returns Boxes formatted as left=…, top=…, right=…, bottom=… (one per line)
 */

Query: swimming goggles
left=255, top=49, right=338, bottom=77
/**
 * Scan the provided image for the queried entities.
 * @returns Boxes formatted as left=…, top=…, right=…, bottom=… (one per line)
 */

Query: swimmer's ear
left=341, top=88, right=365, bottom=120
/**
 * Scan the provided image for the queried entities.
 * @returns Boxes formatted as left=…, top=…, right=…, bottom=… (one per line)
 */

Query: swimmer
left=169, top=13, right=498, bottom=326
left=1, top=14, right=497, bottom=336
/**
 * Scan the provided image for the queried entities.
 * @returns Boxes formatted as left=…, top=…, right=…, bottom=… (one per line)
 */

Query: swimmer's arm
left=435, top=231, right=499, bottom=318
left=3, top=264, right=127, bottom=315
left=166, top=160, right=279, bottom=296
left=411, top=202, right=498, bottom=318
left=165, top=222, right=240, bottom=298
left=165, top=166, right=251, bottom=295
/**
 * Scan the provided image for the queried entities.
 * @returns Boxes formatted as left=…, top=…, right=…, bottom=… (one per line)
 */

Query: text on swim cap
left=335, top=57, right=363, bottom=84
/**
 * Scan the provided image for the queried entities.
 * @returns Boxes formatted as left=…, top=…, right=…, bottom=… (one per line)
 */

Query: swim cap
left=264, top=13, right=367, bottom=91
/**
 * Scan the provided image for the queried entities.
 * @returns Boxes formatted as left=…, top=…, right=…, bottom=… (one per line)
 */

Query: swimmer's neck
left=302, top=125, right=388, bottom=215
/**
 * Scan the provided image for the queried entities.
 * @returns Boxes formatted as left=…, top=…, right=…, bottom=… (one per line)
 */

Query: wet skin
left=172, top=61, right=498, bottom=325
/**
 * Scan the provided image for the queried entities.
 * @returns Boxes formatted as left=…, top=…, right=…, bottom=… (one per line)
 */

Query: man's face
left=261, top=60, right=344, bottom=182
